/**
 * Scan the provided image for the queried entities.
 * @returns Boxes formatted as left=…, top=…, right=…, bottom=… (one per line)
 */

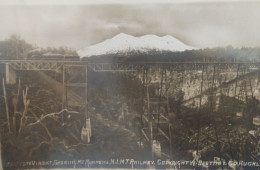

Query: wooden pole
left=85, top=65, right=88, bottom=119
left=248, top=76, right=254, bottom=99
left=2, top=78, right=11, bottom=133
left=233, top=65, right=240, bottom=103
left=220, top=81, right=234, bottom=159
left=13, top=78, right=20, bottom=134
left=149, top=121, right=154, bottom=159
left=196, top=65, right=205, bottom=154
left=62, top=65, right=66, bottom=122
left=140, top=68, right=146, bottom=142
left=62, top=65, right=66, bottom=110
left=169, top=124, right=172, bottom=158
left=65, top=69, right=68, bottom=108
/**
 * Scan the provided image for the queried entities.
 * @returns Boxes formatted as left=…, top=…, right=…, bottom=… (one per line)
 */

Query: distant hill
left=77, top=33, right=260, bottom=63
left=77, top=33, right=195, bottom=58
left=83, top=46, right=260, bottom=63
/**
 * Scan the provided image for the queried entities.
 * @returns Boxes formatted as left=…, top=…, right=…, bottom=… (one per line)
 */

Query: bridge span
left=0, top=60, right=260, bottom=71
left=1, top=59, right=260, bottom=158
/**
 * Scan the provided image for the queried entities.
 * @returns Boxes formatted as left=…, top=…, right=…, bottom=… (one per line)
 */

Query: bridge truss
left=1, top=60, right=260, bottom=71
left=1, top=59, right=260, bottom=159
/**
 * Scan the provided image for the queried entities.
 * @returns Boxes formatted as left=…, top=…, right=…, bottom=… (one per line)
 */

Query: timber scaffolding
left=141, top=67, right=172, bottom=159
left=1, top=59, right=260, bottom=156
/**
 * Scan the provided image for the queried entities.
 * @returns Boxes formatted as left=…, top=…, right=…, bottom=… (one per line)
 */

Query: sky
left=0, top=0, right=260, bottom=50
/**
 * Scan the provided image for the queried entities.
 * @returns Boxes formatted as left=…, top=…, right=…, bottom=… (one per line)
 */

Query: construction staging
left=1, top=59, right=260, bottom=168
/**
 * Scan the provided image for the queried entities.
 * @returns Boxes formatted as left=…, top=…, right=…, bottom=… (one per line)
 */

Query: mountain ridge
left=77, top=33, right=195, bottom=58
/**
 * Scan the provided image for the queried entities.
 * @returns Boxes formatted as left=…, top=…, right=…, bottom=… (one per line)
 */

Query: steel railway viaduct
left=1, top=59, right=260, bottom=159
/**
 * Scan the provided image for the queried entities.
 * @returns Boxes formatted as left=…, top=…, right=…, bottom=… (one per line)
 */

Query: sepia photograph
left=0, top=0, right=260, bottom=169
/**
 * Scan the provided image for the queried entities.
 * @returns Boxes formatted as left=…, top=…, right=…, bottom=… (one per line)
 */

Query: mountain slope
left=77, top=33, right=195, bottom=58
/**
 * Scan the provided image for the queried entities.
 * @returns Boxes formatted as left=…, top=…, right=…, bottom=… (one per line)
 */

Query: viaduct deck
left=0, top=60, right=259, bottom=71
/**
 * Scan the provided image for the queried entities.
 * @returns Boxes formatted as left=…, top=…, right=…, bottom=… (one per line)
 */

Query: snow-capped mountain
left=77, top=33, right=195, bottom=58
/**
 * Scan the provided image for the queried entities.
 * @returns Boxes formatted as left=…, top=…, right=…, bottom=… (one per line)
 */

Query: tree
left=3, top=35, right=33, bottom=59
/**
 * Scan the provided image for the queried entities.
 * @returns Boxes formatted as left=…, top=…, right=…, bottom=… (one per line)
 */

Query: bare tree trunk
left=2, top=78, right=11, bottom=133
left=19, top=87, right=30, bottom=133
left=13, top=78, right=20, bottom=134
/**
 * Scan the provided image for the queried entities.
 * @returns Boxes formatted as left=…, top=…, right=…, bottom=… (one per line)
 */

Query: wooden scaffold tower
left=140, top=66, right=172, bottom=159
left=62, top=63, right=91, bottom=143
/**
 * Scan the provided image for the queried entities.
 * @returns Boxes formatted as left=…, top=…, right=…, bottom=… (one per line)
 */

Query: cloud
left=0, top=2, right=260, bottom=49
